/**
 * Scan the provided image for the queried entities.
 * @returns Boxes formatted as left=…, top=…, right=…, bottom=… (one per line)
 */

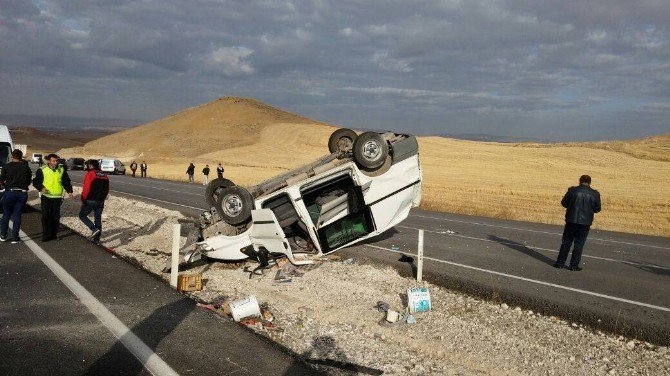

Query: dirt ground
left=27, top=190, right=670, bottom=375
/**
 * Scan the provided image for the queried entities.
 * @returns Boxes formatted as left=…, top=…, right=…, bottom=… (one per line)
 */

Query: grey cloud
left=0, top=0, right=668, bottom=140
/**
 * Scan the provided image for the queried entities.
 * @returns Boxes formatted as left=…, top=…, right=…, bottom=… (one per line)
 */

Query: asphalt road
left=0, top=204, right=319, bottom=375
left=63, top=168, right=670, bottom=344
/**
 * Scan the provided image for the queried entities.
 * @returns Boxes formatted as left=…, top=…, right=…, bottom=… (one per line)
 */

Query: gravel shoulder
left=28, top=190, right=670, bottom=375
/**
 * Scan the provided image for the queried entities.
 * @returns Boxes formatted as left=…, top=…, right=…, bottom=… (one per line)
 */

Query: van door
left=249, top=209, right=313, bottom=265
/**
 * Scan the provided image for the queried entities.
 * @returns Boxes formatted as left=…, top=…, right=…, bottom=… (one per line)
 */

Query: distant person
left=554, top=175, right=602, bottom=271
left=216, top=163, right=224, bottom=179
left=140, top=161, right=148, bottom=178
left=0, top=150, right=33, bottom=243
left=37, top=155, right=43, bottom=167
left=130, top=161, right=138, bottom=177
left=202, top=164, right=210, bottom=185
left=33, top=153, right=74, bottom=242
left=186, top=163, right=195, bottom=183
left=79, top=160, right=109, bottom=245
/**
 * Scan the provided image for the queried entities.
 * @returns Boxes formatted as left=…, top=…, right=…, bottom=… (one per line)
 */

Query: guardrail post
left=170, top=224, right=180, bottom=288
left=417, top=229, right=424, bottom=283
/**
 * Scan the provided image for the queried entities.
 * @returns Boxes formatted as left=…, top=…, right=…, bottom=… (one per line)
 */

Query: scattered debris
left=177, top=273, right=202, bottom=292
left=273, top=270, right=293, bottom=285
left=386, top=310, right=401, bottom=323
left=229, top=295, right=261, bottom=322
left=342, top=258, right=355, bottom=264
left=375, top=301, right=390, bottom=313
left=406, top=314, right=417, bottom=324
left=407, top=287, right=432, bottom=313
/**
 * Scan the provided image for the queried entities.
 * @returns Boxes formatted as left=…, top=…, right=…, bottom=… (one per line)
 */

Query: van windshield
left=0, top=143, right=11, bottom=165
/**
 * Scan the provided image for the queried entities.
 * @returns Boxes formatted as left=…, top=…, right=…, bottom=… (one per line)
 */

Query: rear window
left=74, top=158, right=85, bottom=163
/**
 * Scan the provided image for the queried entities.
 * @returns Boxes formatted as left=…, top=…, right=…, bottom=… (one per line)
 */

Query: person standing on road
left=202, top=164, right=210, bottom=185
left=32, top=153, right=74, bottom=242
left=130, top=161, right=138, bottom=177
left=79, top=160, right=109, bottom=245
left=216, top=163, right=224, bottom=179
left=140, top=161, right=148, bottom=178
left=0, top=150, right=33, bottom=244
left=554, top=175, right=601, bottom=271
left=186, top=163, right=195, bottom=183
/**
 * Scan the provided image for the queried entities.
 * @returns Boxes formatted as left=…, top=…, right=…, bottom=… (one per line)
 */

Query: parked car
left=100, top=158, right=126, bottom=175
left=57, top=158, right=67, bottom=170
left=183, top=129, right=422, bottom=267
left=31, top=153, right=43, bottom=163
left=65, top=157, right=86, bottom=171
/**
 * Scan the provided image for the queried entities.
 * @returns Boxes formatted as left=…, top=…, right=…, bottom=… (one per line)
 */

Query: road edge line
left=19, top=229, right=180, bottom=376
left=364, top=244, right=670, bottom=313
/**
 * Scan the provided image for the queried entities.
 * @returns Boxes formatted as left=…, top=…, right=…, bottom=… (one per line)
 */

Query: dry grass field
left=59, top=97, right=670, bottom=237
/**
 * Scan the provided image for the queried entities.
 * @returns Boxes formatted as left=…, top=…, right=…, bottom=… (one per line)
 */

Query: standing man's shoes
left=553, top=262, right=566, bottom=269
left=89, top=228, right=101, bottom=240
left=10, top=239, right=20, bottom=244
left=0, top=236, right=8, bottom=242
left=569, top=266, right=583, bottom=271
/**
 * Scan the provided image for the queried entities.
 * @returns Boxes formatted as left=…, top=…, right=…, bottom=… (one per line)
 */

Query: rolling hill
left=60, top=97, right=670, bottom=237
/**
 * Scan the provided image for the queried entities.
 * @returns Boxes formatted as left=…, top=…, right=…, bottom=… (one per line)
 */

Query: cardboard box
left=177, top=273, right=202, bottom=292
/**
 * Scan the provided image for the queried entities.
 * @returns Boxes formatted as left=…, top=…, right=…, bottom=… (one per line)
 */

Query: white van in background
left=0, top=125, right=15, bottom=207
left=0, top=125, right=14, bottom=166
left=100, top=158, right=126, bottom=175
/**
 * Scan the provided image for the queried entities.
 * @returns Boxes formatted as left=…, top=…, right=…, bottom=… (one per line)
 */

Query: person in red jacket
left=79, top=159, right=110, bottom=244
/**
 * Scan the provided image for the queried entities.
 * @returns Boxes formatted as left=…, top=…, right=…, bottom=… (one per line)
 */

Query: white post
left=417, top=229, right=424, bottom=283
left=170, top=223, right=181, bottom=288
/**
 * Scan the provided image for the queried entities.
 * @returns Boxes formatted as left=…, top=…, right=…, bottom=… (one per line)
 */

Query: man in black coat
left=554, top=175, right=602, bottom=271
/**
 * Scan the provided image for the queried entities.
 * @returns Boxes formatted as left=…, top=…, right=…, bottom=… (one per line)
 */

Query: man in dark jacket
left=554, top=175, right=602, bottom=271
left=33, top=153, right=74, bottom=242
left=216, top=163, right=224, bottom=179
left=202, top=164, right=210, bottom=185
left=0, top=150, right=33, bottom=243
left=187, top=163, right=195, bottom=183
left=130, top=161, right=138, bottom=177
left=79, top=160, right=109, bottom=244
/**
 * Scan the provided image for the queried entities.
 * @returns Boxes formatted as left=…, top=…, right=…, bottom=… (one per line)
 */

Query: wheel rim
left=362, top=140, right=382, bottom=161
left=222, top=194, right=244, bottom=217
left=336, top=137, right=353, bottom=151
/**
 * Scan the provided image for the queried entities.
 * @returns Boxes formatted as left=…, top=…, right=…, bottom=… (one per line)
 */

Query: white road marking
left=410, top=214, right=670, bottom=250
left=364, top=243, right=670, bottom=313
left=19, top=229, right=180, bottom=376
left=111, top=180, right=203, bottom=197
left=108, top=190, right=205, bottom=211
left=398, top=225, right=670, bottom=272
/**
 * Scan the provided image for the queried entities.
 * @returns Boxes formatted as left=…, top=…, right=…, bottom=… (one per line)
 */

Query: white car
left=100, top=158, right=126, bottom=175
left=31, top=153, right=43, bottom=163
left=186, top=129, right=422, bottom=266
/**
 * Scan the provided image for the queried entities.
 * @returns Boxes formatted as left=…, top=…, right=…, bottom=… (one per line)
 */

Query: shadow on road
left=283, top=336, right=383, bottom=376
left=487, top=235, right=556, bottom=267
left=84, top=298, right=194, bottom=375
left=629, top=261, right=670, bottom=277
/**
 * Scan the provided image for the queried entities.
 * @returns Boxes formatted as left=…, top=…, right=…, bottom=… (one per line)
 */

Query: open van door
left=250, top=209, right=314, bottom=265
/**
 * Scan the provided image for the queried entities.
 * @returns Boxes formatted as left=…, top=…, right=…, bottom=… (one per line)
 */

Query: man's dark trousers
left=79, top=200, right=104, bottom=241
left=1, top=190, right=28, bottom=240
left=41, top=196, right=63, bottom=241
left=556, top=222, right=590, bottom=268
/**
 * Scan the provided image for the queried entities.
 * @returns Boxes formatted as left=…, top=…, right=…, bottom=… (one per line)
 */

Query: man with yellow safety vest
left=32, top=154, right=73, bottom=242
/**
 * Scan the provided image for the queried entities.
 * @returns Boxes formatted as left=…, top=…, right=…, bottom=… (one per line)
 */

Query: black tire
left=205, top=178, right=236, bottom=208
left=353, top=132, right=389, bottom=169
left=328, top=128, right=358, bottom=153
left=216, top=185, right=254, bottom=226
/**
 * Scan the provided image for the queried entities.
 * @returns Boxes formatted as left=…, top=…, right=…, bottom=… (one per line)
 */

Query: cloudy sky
left=1, top=0, right=669, bottom=141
